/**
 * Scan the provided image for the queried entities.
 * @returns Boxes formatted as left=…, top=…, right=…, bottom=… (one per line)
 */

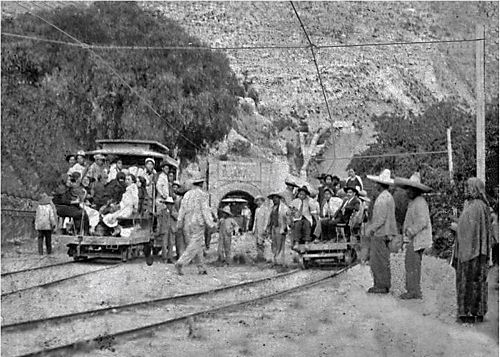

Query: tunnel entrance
left=218, top=190, right=257, bottom=232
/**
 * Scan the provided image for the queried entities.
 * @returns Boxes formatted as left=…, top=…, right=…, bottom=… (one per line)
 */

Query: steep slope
left=144, top=1, right=497, bottom=177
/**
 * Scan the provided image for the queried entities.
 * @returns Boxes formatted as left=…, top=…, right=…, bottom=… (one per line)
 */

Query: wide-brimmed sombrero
left=394, top=172, right=432, bottom=193
left=297, top=185, right=310, bottom=196
left=267, top=191, right=284, bottom=200
left=191, top=173, right=205, bottom=185
left=344, top=184, right=359, bottom=194
left=366, top=169, right=394, bottom=185
left=218, top=205, right=233, bottom=216
left=254, top=195, right=266, bottom=202
left=284, top=176, right=299, bottom=188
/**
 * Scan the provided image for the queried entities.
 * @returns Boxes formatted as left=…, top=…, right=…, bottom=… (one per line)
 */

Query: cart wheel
left=121, top=247, right=129, bottom=262
left=344, top=248, right=356, bottom=266
left=144, top=242, right=154, bottom=266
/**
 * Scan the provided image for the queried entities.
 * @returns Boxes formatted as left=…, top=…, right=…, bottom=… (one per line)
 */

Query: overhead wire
left=315, top=150, right=448, bottom=161
left=1, top=32, right=484, bottom=51
left=289, top=1, right=333, bottom=125
left=20, top=1, right=203, bottom=152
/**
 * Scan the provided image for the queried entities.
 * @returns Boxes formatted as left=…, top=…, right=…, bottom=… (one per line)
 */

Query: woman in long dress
left=453, top=177, right=492, bottom=323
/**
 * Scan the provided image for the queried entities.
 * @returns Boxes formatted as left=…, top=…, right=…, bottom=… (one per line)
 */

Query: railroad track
left=1, top=261, right=121, bottom=298
left=2, top=265, right=353, bottom=357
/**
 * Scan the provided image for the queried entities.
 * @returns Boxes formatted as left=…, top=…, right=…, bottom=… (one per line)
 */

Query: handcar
left=295, top=223, right=361, bottom=269
left=64, top=139, right=179, bottom=262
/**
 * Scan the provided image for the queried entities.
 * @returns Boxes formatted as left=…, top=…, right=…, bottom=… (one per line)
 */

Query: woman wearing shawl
left=453, top=177, right=492, bottom=323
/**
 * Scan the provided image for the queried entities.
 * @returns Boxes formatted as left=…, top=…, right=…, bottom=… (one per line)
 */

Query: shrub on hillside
left=2, top=2, right=242, bottom=196
left=347, top=101, right=499, bottom=258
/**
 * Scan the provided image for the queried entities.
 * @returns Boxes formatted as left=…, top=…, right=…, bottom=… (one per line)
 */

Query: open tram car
left=295, top=224, right=360, bottom=269
left=64, top=139, right=179, bottom=262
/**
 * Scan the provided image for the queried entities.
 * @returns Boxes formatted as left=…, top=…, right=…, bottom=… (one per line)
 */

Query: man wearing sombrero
left=175, top=173, right=216, bottom=275
left=290, top=186, right=318, bottom=248
left=217, top=205, right=240, bottom=266
left=395, top=172, right=432, bottom=299
left=266, top=192, right=290, bottom=266
left=365, top=169, right=398, bottom=294
left=253, top=195, right=269, bottom=262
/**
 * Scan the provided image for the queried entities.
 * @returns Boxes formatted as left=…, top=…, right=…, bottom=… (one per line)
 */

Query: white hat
left=284, top=175, right=299, bottom=187
left=366, top=169, right=394, bottom=185
left=394, top=172, right=432, bottom=193
left=254, top=195, right=265, bottom=202
left=164, top=197, right=174, bottom=204
left=76, top=150, right=86, bottom=157
left=145, top=158, right=155, bottom=165
left=191, top=173, right=205, bottom=185
left=94, top=154, right=106, bottom=160
left=219, top=205, right=233, bottom=216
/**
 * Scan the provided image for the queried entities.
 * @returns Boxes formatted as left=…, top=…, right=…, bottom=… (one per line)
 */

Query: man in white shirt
left=290, top=186, right=318, bottom=248
left=156, top=161, right=170, bottom=203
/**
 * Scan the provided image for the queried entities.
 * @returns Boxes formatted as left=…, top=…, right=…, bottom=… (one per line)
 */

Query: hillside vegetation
left=2, top=2, right=241, bottom=198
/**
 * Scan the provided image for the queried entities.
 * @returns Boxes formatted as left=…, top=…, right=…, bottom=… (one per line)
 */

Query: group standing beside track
left=31, top=148, right=499, bottom=325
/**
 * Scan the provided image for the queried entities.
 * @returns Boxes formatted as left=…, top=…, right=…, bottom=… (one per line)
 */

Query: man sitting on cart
left=102, top=174, right=139, bottom=236
left=291, top=186, right=318, bottom=250
left=332, top=185, right=361, bottom=241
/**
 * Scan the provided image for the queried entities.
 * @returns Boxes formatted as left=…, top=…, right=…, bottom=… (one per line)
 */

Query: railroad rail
left=1, top=260, right=76, bottom=277
left=3, top=265, right=353, bottom=357
left=1, top=261, right=121, bottom=298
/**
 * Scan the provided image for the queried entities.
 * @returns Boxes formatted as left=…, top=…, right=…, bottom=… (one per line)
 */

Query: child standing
left=35, top=193, right=57, bottom=255
left=217, top=205, right=239, bottom=266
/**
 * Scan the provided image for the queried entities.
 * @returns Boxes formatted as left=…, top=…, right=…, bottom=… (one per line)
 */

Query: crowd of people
left=33, top=155, right=498, bottom=325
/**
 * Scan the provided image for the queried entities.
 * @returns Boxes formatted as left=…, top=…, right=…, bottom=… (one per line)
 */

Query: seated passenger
left=318, top=188, right=343, bottom=241
left=107, top=156, right=124, bottom=183
left=102, top=174, right=139, bottom=234
left=52, top=174, right=89, bottom=235
left=333, top=185, right=361, bottom=240
left=92, top=172, right=110, bottom=210
left=67, top=150, right=87, bottom=177
left=291, top=186, right=318, bottom=247
left=85, top=154, right=108, bottom=184
left=106, top=172, right=127, bottom=204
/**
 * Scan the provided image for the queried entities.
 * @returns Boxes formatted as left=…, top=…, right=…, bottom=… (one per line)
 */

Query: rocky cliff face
left=144, top=1, right=498, bottom=177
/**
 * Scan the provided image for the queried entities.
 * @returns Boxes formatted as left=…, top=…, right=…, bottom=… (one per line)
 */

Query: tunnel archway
left=210, top=182, right=263, bottom=232
left=219, top=190, right=258, bottom=231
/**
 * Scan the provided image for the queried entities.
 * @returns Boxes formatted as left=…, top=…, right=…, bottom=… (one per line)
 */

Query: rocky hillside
left=144, top=1, right=498, bottom=177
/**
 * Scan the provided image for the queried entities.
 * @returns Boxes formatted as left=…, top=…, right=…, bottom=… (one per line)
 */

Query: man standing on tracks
left=175, top=174, right=216, bottom=275
left=266, top=192, right=290, bottom=267
left=365, top=169, right=398, bottom=294
left=253, top=195, right=269, bottom=262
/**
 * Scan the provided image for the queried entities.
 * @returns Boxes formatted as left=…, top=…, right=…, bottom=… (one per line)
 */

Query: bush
left=2, top=2, right=242, bottom=195
left=348, top=101, right=499, bottom=258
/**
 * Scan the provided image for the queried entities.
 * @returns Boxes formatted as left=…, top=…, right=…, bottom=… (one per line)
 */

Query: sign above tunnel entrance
left=218, top=162, right=260, bottom=182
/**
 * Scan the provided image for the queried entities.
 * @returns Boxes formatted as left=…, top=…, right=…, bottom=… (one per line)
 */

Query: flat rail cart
left=295, top=224, right=359, bottom=269
left=62, top=139, right=179, bottom=262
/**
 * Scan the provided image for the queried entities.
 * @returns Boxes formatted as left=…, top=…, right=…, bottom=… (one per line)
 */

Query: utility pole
left=476, top=24, right=486, bottom=182
left=447, top=127, right=454, bottom=184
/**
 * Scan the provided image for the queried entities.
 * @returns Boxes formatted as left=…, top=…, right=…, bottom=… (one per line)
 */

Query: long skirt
left=456, top=255, right=488, bottom=318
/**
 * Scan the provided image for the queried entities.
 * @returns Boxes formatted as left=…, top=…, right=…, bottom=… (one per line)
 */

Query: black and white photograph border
left=1, top=1, right=499, bottom=356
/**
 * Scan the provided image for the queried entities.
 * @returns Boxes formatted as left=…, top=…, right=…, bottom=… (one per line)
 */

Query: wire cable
left=20, top=1, right=202, bottom=151
left=290, top=1, right=333, bottom=124
left=1, top=32, right=484, bottom=51
left=315, top=150, right=448, bottom=161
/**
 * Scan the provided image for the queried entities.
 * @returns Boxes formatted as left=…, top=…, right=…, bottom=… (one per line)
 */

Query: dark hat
left=65, top=154, right=76, bottom=162
left=344, top=185, right=359, bottom=194
left=323, top=187, right=334, bottom=195
left=116, top=172, right=126, bottom=180
left=160, top=161, right=170, bottom=168
left=332, top=175, right=340, bottom=183
left=297, top=185, right=310, bottom=196
left=70, top=171, right=81, bottom=180
left=267, top=191, right=284, bottom=200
